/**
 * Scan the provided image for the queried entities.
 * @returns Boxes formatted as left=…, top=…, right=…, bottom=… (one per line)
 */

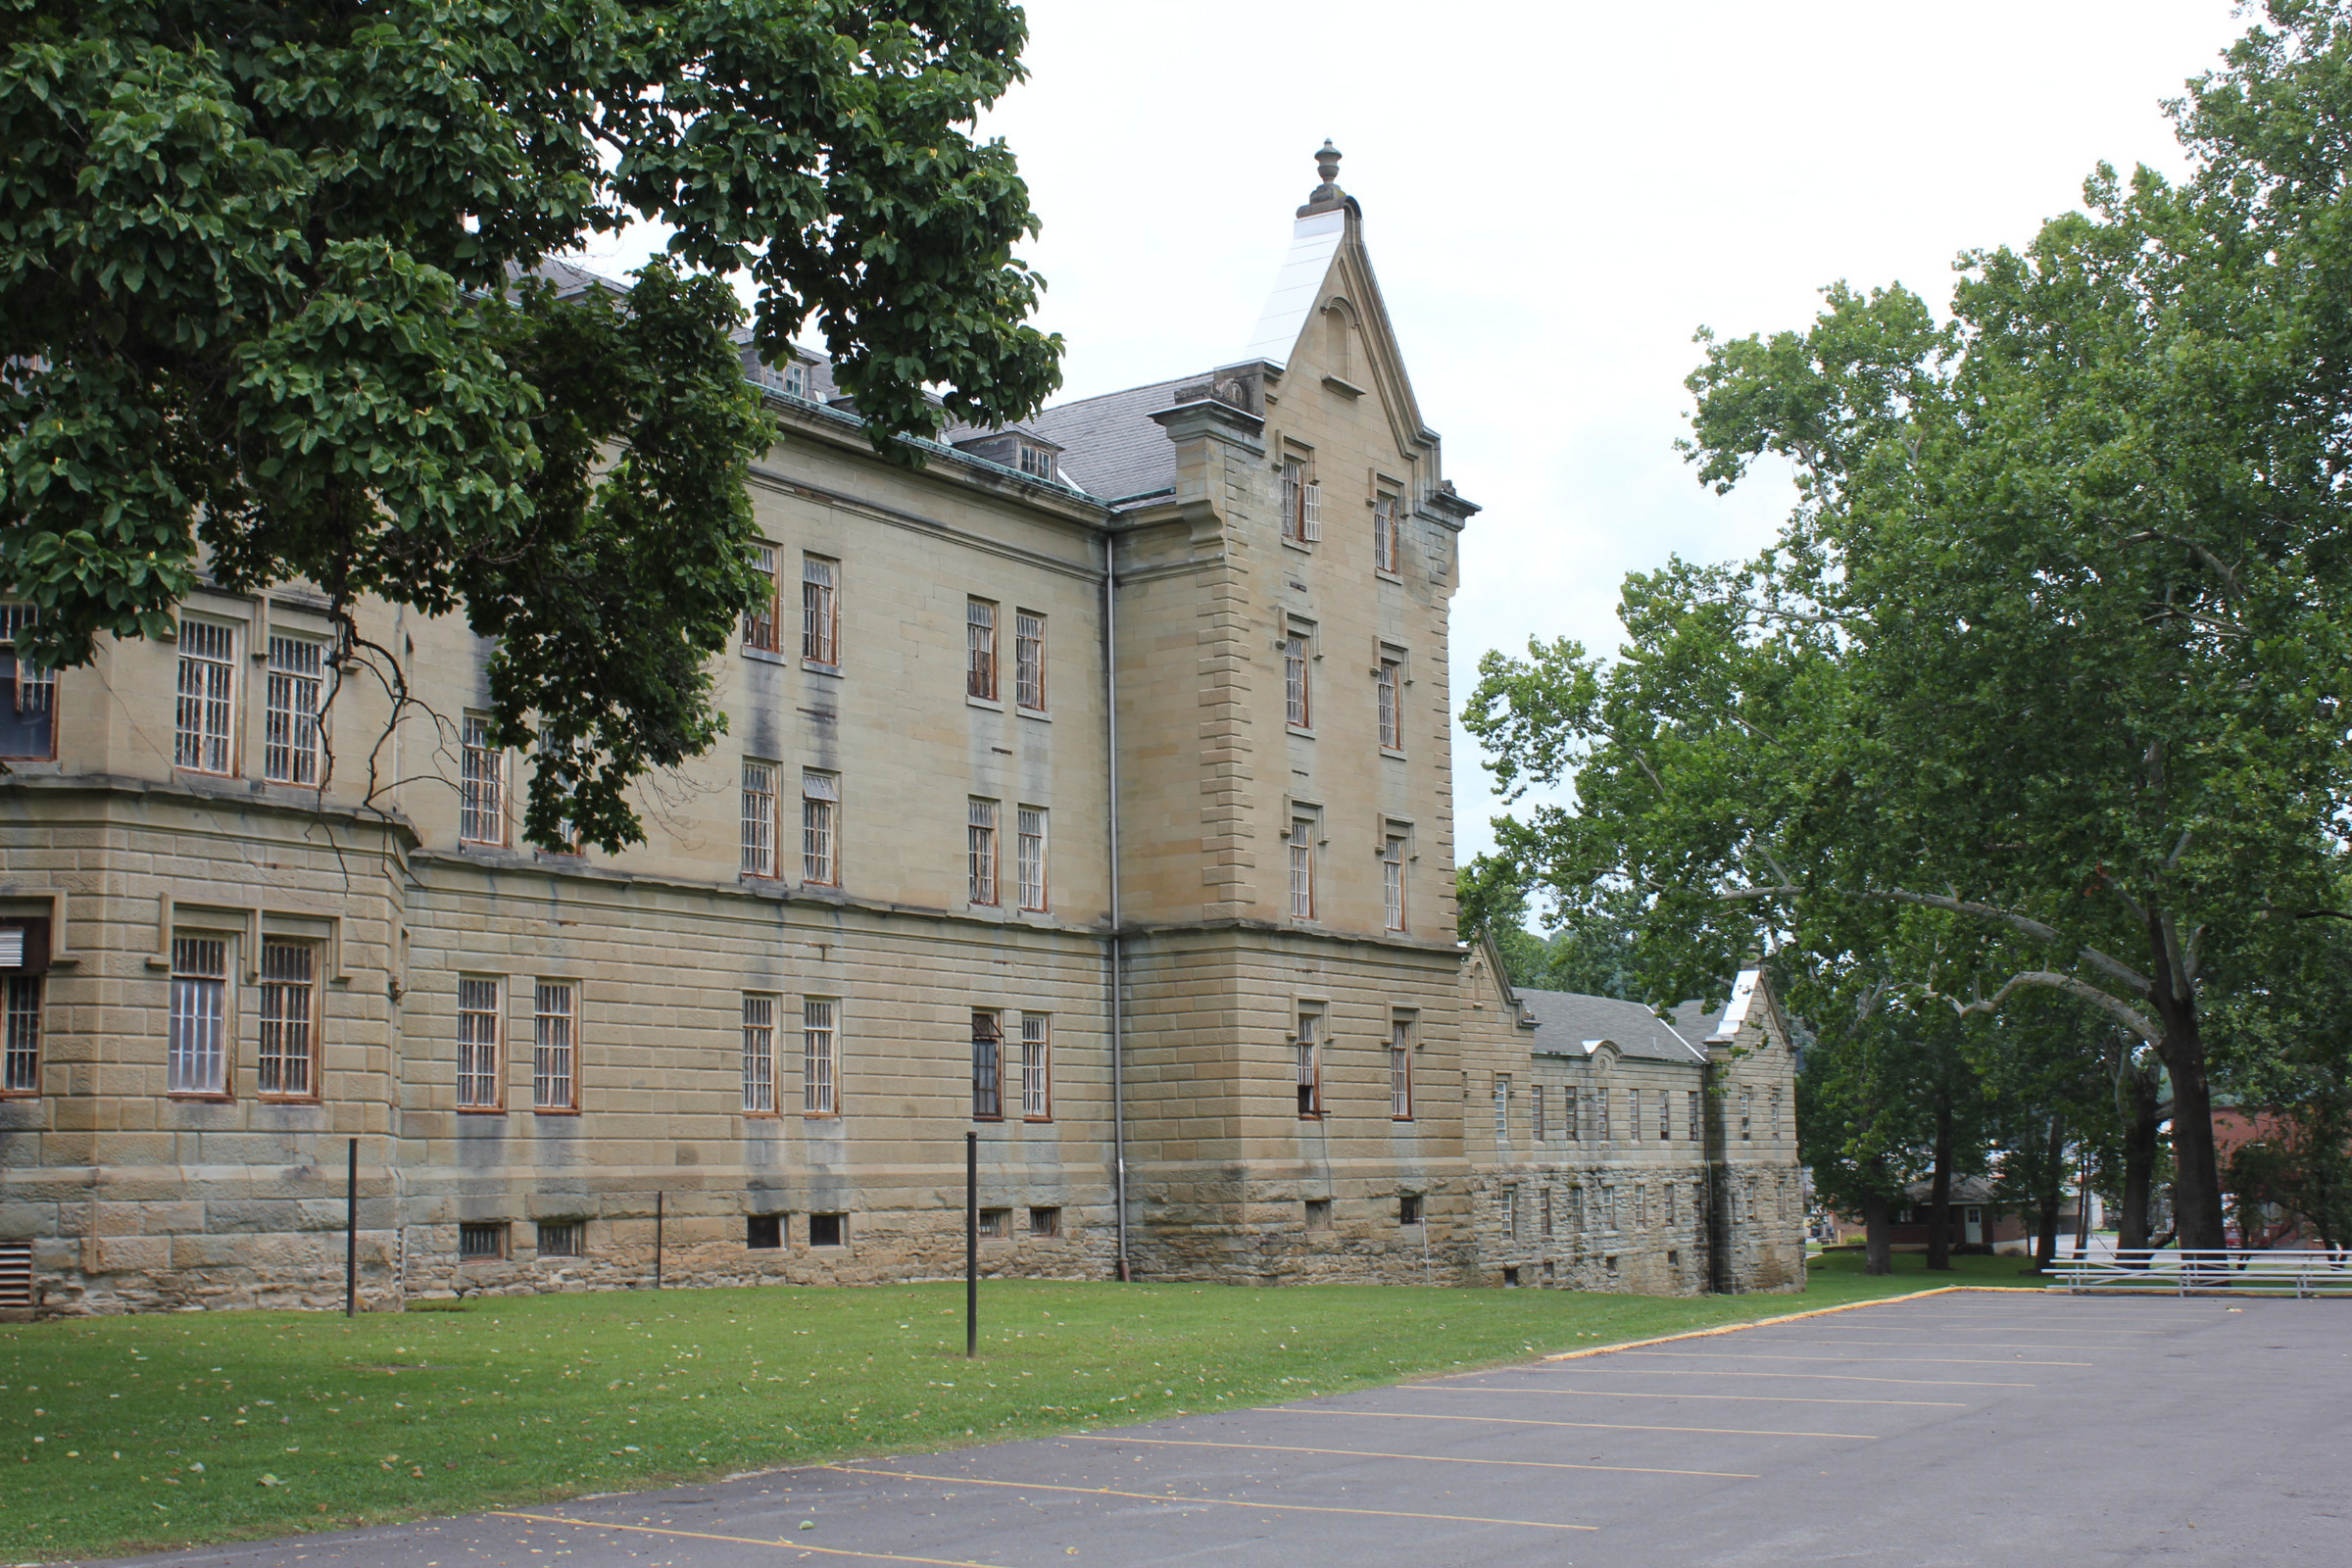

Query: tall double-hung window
left=264, top=637, right=324, bottom=785
left=0, top=604, right=57, bottom=760
left=168, top=936, right=228, bottom=1095
left=966, top=599, right=999, bottom=700
left=174, top=619, right=236, bottom=774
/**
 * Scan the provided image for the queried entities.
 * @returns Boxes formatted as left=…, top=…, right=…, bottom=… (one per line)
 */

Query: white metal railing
left=2051, top=1250, right=2352, bottom=1298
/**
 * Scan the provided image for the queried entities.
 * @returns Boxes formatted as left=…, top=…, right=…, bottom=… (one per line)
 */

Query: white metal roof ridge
left=1708, top=969, right=1761, bottom=1042
left=1240, top=208, right=1347, bottom=368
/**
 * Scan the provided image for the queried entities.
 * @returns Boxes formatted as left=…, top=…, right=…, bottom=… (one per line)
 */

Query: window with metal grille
left=971, top=1009, right=1003, bottom=1120
left=174, top=619, right=236, bottom=773
left=1563, top=1084, right=1580, bottom=1140
left=1502, top=1185, right=1520, bottom=1242
left=0, top=604, right=57, bottom=760
left=1283, top=633, right=1310, bottom=727
left=1376, top=658, right=1401, bottom=751
left=168, top=936, right=227, bottom=1095
left=1297, top=1011, right=1322, bottom=1118
left=460, top=712, right=506, bottom=845
left=965, top=598, right=998, bottom=700
left=1493, top=1073, right=1509, bottom=1148
left=1660, top=1090, right=1672, bottom=1141
left=803, top=556, right=839, bottom=665
left=1740, top=1087, right=1752, bottom=1141
left=1288, top=816, right=1315, bottom=919
left=1028, top=1205, right=1061, bottom=1238
left=741, top=994, right=776, bottom=1113
left=1688, top=1089, right=1701, bottom=1143
left=263, top=636, right=325, bottom=785
left=0, top=1239, right=27, bottom=1308
left=458, top=977, right=501, bottom=1108
left=741, top=760, right=778, bottom=877
left=1390, top=1017, right=1412, bottom=1120
left=1280, top=460, right=1321, bottom=543
left=1016, top=807, right=1047, bottom=911
left=3, top=973, right=40, bottom=1095
left=977, top=1207, right=1010, bottom=1239
left=459, top=1222, right=506, bottom=1261
left=532, top=981, right=576, bottom=1109
left=1019, top=1012, right=1051, bottom=1120
left=1014, top=611, right=1046, bottom=710
left=1397, top=1194, right=1422, bottom=1226
left=1532, top=1083, right=1545, bottom=1141
left=1382, top=833, right=1406, bottom=932
left=803, top=998, right=838, bottom=1116
left=257, top=941, right=316, bottom=1098
left=802, top=771, right=839, bottom=885
left=807, top=1211, right=846, bottom=1247
left=747, top=1213, right=783, bottom=1250
left=1373, top=495, right=1399, bottom=573
left=744, top=544, right=781, bottom=651
left=536, top=1220, right=585, bottom=1257
left=967, top=799, right=999, bottom=906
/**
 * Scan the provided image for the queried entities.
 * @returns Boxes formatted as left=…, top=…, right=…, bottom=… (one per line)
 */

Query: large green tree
left=0, top=0, right=1062, bottom=849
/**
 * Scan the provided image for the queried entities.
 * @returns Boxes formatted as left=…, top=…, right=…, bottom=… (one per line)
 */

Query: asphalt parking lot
left=115, top=1289, right=2352, bottom=1568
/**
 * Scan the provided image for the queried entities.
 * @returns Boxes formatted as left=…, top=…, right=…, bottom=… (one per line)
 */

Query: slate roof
left=1023, top=375, right=1200, bottom=507
left=1515, top=988, right=1710, bottom=1065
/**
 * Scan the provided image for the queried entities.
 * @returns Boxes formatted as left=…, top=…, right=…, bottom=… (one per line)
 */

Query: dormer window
left=1016, top=441, right=1055, bottom=481
left=782, top=362, right=808, bottom=400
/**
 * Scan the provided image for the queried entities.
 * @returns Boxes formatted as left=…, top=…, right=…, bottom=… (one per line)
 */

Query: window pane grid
left=4, top=974, right=40, bottom=1093
left=1296, top=1013, right=1320, bottom=1117
left=741, top=994, right=775, bottom=1113
left=803, top=999, right=838, bottom=1115
left=1020, top=1012, right=1050, bottom=1119
left=803, top=556, right=838, bottom=664
left=803, top=772, right=840, bottom=885
left=1289, top=818, right=1314, bottom=919
left=966, top=599, right=997, bottom=700
left=968, top=799, right=999, bottom=905
left=174, top=620, right=235, bottom=773
left=458, top=977, right=501, bottom=1107
left=533, top=982, right=575, bottom=1109
left=745, top=545, right=780, bottom=650
left=741, top=761, right=777, bottom=876
left=460, top=713, right=505, bottom=844
left=257, top=941, right=315, bottom=1097
left=168, top=937, right=227, bottom=1095
left=1016, top=807, right=1047, bottom=911
left=1014, top=612, right=1045, bottom=710
left=971, top=1010, right=1002, bottom=1120
left=264, top=636, right=324, bottom=785
left=1383, top=834, right=1406, bottom=931
left=1374, top=496, right=1397, bottom=572
left=1283, top=636, right=1309, bottom=727
left=1377, top=661, right=1400, bottom=750
left=1390, top=1020, right=1411, bottom=1119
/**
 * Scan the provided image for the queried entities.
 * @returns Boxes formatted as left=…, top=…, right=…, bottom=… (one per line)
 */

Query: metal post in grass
left=965, top=1130, right=978, bottom=1358
left=655, top=1192, right=664, bottom=1290
left=344, top=1137, right=358, bottom=1317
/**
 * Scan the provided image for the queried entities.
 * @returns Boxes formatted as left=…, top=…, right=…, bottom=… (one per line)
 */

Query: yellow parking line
left=1761, top=1338, right=2136, bottom=1351
left=824, top=1464, right=1593, bottom=1532
left=1412, top=1385, right=1967, bottom=1408
left=1274, top=1406, right=1878, bottom=1441
left=1067, top=1432, right=1758, bottom=1479
left=1621, top=1350, right=2090, bottom=1367
left=1611, top=1368, right=2031, bottom=1388
left=489, top=1511, right=1009, bottom=1568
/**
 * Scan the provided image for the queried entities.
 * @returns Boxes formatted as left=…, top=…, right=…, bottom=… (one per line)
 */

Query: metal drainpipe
left=1103, top=531, right=1130, bottom=1283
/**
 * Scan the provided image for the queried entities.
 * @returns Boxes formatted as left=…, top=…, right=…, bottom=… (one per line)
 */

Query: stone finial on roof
left=1298, top=139, right=1348, bottom=217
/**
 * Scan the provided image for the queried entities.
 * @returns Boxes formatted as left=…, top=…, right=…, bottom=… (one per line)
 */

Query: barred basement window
left=0, top=1240, right=27, bottom=1309
left=971, top=1009, right=1003, bottom=1120
left=978, top=1207, right=1011, bottom=1240
left=532, top=981, right=576, bottom=1110
left=808, top=1212, right=847, bottom=1248
left=1304, top=1199, right=1333, bottom=1232
left=460, top=712, right=507, bottom=845
left=1016, top=807, right=1048, bottom=911
left=803, top=555, right=839, bottom=666
left=264, top=636, right=324, bottom=785
left=0, top=604, right=58, bottom=760
left=458, top=977, right=502, bottom=1109
left=966, top=598, right=999, bottom=700
left=1397, top=1194, right=1423, bottom=1225
left=174, top=618, right=237, bottom=774
left=1027, top=1205, right=1061, bottom=1239
left=1020, top=1012, right=1051, bottom=1120
left=741, top=761, right=779, bottom=877
left=459, top=1222, right=507, bottom=1261
left=536, top=1221, right=585, bottom=1257
left=802, top=771, right=840, bottom=885
left=741, top=994, right=776, bottom=1114
left=967, top=799, right=1000, bottom=906
left=257, top=941, right=317, bottom=1098
left=1015, top=611, right=1047, bottom=710
left=744, top=544, right=781, bottom=651
left=746, top=1214, right=784, bottom=1250
left=802, top=999, right=838, bottom=1116
left=168, top=936, right=228, bottom=1096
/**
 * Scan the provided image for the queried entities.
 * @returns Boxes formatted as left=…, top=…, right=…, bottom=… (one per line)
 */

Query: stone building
left=0, top=147, right=1800, bottom=1311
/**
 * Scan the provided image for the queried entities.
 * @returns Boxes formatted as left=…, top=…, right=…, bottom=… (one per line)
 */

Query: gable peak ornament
left=1299, top=139, right=1349, bottom=217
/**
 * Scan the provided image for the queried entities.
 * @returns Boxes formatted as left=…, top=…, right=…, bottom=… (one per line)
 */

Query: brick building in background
left=0, top=147, right=1799, bottom=1311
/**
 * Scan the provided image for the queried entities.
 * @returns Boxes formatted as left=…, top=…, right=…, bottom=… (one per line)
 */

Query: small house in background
left=1818, top=1176, right=2090, bottom=1254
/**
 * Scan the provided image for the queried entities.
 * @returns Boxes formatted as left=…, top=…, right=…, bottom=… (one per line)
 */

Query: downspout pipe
left=1103, top=529, right=1130, bottom=1282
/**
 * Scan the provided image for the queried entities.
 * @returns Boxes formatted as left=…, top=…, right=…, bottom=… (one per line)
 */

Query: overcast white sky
left=585, top=0, right=2256, bottom=886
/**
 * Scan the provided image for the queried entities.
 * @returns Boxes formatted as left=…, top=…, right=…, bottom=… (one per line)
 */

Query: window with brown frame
left=1016, top=806, right=1047, bottom=911
left=1532, top=1083, right=1546, bottom=1141
left=970, top=1009, right=1003, bottom=1120
left=1014, top=610, right=1046, bottom=710
left=1296, top=1009, right=1322, bottom=1119
left=532, top=981, right=576, bottom=1110
left=536, top=1220, right=585, bottom=1257
left=967, top=798, right=1000, bottom=906
left=1382, top=830, right=1407, bottom=932
left=741, top=760, right=779, bottom=877
left=807, top=1211, right=847, bottom=1247
left=0, top=604, right=58, bottom=760
left=1, top=920, right=48, bottom=1096
left=747, top=1213, right=784, bottom=1250
left=802, top=771, right=840, bottom=885
left=1563, top=1084, right=1580, bottom=1141
left=1390, top=1016, right=1412, bottom=1120
left=1373, top=494, right=1401, bottom=574
left=458, top=976, right=502, bottom=1109
left=1376, top=657, right=1403, bottom=751
left=1288, top=812, right=1316, bottom=920
left=1492, top=1072, right=1510, bottom=1149
left=458, top=1222, right=508, bottom=1261
left=965, top=598, right=998, bottom=700
left=803, top=998, right=838, bottom=1116
left=1688, top=1088, right=1701, bottom=1143
left=1027, top=1205, right=1061, bottom=1238
left=977, top=1207, right=1011, bottom=1240
left=460, top=712, right=507, bottom=846
left=257, top=940, right=318, bottom=1099
left=1283, top=629, right=1311, bottom=728
left=174, top=618, right=237, bottom=774
left=263, top=636, right=325, bottom=785
left=744, top=544, right=781, bottom=651
left=802, top=555, right=839, bottom=666
left=741, top=993, right=776, bottom=1114
left=1279, top=459, right=1321, bottom=544
left=168, top=935, right=229, bottom=1096
left=1019, top=1011, right=1051, bottom=1120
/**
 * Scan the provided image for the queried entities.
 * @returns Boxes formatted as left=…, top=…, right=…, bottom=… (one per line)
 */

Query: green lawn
left=0, top=1256, right=2043, bottom=1560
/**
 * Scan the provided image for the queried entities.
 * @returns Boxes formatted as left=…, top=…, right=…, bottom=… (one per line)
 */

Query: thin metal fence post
left=655, top=1192, right=664, bottom=1290
left=345, top=1138, right=358, bottom=1317
left=966, top=1130, right=978, bottom=1358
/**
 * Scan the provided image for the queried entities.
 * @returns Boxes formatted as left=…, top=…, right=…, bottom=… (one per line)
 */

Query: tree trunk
left=1861, top=1190, right=1893, bottom=1276
left=1925, top=1098, right=1955, bottom=1271
left=2031, top=1114, right=2064, bottom=1272
left=2147, top=929, right=2226, bottom=1254
left=2115, top=1057, right=2162, bottom=1267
